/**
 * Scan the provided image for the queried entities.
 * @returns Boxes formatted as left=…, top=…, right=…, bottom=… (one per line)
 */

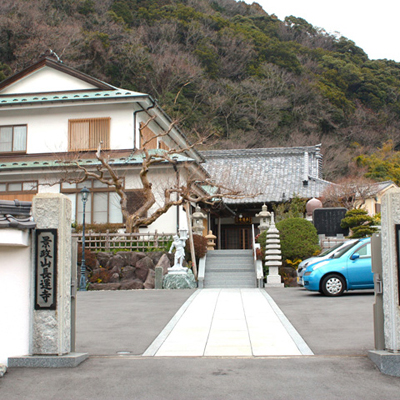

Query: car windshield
left=332, top=240, right=360, bottom=258
left=318, top=242, right=347, bottom=257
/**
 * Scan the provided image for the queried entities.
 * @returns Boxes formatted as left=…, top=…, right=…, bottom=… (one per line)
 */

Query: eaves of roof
left=0, top=89, right=150, bottom=107
left=0, top=214, right=36, bottom=230
left=0, top=151, right=195, bottom=171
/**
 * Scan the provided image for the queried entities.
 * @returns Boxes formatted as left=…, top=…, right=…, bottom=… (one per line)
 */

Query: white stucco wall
left=0, top=235, right=32, bottom=366
left=0, top=102, right=136, bottom=153
left=0, top=66, right=98, bottom=95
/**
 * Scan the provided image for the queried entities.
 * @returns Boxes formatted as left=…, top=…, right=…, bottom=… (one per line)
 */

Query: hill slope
left=1, top=0, right=400, bottom=179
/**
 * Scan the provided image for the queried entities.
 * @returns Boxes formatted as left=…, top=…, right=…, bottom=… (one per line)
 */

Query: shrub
left=276, top=218, right=320, bottom=261
left=340, top=209, right=378, bottom=238
left=186, top=234, right=208, bottom=262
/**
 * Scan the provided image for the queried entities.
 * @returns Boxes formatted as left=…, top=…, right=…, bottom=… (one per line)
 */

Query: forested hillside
left=1, top=0, right=400, bottom=180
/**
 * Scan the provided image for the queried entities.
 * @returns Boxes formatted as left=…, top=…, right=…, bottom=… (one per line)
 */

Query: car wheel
left=321, top=274, right=345, bottom=296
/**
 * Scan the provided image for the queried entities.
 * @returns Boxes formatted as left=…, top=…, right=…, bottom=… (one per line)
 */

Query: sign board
left=313, top=207, right=349, bottom=237
left=35, top=229, right=57, bottom=310
left=235, top=216, right=252, bottom=224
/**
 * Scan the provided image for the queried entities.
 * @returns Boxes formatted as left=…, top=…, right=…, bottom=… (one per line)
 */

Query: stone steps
left=204, top=250, right=256, bottom=288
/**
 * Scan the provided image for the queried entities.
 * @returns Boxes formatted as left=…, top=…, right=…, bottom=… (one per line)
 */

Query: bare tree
left=60, top=117, right=252, bottom=233
left=321, top=175, right=377, bottom=210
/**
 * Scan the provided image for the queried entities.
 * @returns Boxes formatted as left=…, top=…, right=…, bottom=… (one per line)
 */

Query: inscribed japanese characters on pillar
left=35, top=229, right=57, bottom=310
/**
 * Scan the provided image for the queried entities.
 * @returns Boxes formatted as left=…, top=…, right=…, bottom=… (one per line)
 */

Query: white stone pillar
left=381, top=188, right=400, bottom=351
left=32, top=193, right=72, bottom=355
left=369, top=188, right=400, bottom=376
left=8, top=193, right=87, bottom=368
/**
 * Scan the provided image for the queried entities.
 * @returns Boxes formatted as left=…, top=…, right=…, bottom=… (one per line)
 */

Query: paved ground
left=144, top=289, right=311, bottom=357
left=1, top=287, right=400, bottom=399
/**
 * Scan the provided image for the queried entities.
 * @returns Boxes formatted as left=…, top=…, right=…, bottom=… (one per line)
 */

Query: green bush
left=257, top=217, right=320, bottom=263
left=340, top=209, right=378, bottom=238
left=261, top=218, right=319, bottom=262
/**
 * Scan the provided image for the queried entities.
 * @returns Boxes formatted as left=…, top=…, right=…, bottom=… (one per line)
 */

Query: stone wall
left=87, top=251, right=175, bottom=290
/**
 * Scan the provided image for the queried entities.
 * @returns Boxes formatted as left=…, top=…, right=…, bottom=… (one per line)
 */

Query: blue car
left=303, top=238, right=373, bottom=296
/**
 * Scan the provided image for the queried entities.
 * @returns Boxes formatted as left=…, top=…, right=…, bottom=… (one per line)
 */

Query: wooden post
left=185, top=202, right=197, bottom=279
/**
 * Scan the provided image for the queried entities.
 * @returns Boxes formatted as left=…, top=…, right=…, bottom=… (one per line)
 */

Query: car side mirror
left=351, top=253, right=360, bottom=260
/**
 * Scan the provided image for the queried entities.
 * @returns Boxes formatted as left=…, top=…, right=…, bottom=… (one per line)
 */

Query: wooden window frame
left=0, top=180, right=38, bottom=201
left=139, top=122, right=169, bottom=150
left=61, top=179, right=124, bottom=224
left=68, top=117, right=110, bottom=151
left=0, top=125, right=27, bottom=154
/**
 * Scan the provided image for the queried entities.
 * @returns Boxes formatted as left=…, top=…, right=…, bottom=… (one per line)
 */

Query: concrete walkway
left=144, top=289, right=313, bottom=357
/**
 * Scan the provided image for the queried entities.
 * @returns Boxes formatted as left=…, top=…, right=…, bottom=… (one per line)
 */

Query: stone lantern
left=205, top=230, right=217, bottom=250
left=192, top=206, right=206, bottom=236
left=256, top=204, right=271, bottom=233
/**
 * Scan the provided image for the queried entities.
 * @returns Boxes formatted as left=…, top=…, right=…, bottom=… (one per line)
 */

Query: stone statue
left=169, top=234, right=186, bottom=269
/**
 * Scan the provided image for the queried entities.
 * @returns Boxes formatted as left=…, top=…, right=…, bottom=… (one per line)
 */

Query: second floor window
left=69, top=118, right=110, bottom=151
left=0, top=125, right=27, bottom=153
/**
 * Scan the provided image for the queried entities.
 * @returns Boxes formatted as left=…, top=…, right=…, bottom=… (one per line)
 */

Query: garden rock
left=144, top=269, right=155, bottom=289
left=90, top=268, right=114, bottom=283
left=106, top=254, right=125, bottom=271
left=135, top=256, right=155, bottom=281
left=120, top=279, right=144, bottom=290
left=87, top=251, right=173, bottom=291
left=155, top=254, right=171, bottom=275
left=109, top=272, right=120, bottom=283
left=147, top=251, right=167, bottom=266
left=95, top=252, right=113, bottom=268
left=88, top=282, right=121, bottom=290
left=279, top=266, right=298, bottom=287
left=121, top=266, right=136, bottom=281
left=116, top=251, right=146, bottom=266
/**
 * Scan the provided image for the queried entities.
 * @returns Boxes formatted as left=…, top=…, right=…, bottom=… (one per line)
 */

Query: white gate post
left=8, top=194, right=87, bottom=368
left=369, top=188, right=400, bottom=376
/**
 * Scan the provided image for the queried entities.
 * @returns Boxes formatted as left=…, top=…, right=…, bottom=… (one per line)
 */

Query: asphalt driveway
left=2, top=287, right=400, bottom=400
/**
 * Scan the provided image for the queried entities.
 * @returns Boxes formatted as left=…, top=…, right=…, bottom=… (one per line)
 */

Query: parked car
left=297, top=239, right=358, bottom=286
left=303, top=238, right=373, bottom=296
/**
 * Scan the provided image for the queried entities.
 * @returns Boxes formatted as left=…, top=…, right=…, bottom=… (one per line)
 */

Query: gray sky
left=243, top=0, right=400, bottom=62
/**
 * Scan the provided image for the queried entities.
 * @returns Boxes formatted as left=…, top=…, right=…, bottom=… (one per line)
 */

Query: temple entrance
left=221, top=225, right=252, bottom=249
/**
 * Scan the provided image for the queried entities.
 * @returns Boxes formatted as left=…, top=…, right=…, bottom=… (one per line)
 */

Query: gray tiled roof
left=0, top=200, right=35, bottom=230
left=0, top=89, right=148, bottom=107
left=0, top=214, right=36, bottom=230
left=201, top=145, right=331, bottom=204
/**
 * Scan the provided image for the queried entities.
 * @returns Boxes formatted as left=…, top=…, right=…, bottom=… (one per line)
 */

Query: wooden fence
left=72, top=230, right=174, bottom=252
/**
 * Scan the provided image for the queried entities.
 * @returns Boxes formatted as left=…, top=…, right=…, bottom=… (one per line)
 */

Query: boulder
left=135, top=256, right=155, bottom=281
left=109, top=272, right=120, bottom=283
left=146, top=251, right=166, bottom=266
left=121, top=266, right=136, bottom=281
left=279, top=266, right=298, bottom=287
left=0, top=364, right=7, bottom=378
left=90, top=268, right=114, bottom=284
left=144, top=269, right=155, bottom=289
left=96, top=252, right=114, bottom=268
left=110, top=265, right=122, bottom=275
left=120, top=279, right=144, bottom=290
left=155, top=254, right=171, bottom=275
left=88, top=282, right=121, bottom=291
left=106, top=254, right=126, bottom=271
left=116, top=251, right=146, bottom=267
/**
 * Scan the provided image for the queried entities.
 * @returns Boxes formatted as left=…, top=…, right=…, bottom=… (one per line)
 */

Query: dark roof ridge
left=201, top=144, right=322, bottom=158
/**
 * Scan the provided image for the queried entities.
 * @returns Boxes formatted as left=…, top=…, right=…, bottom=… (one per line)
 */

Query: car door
left=346, top=241, right=374, bottom=288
